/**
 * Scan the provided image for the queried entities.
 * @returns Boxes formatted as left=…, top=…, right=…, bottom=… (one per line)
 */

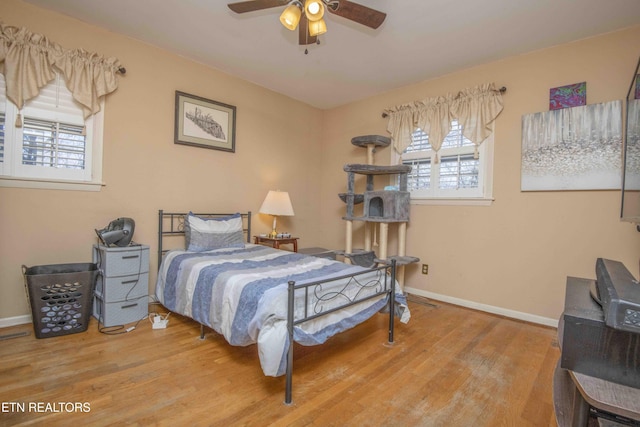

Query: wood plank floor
left=0, top=298, right=560, bottom=426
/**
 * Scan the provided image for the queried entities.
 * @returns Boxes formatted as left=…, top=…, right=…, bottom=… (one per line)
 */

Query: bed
left=155, top=210, right=410, bottom=403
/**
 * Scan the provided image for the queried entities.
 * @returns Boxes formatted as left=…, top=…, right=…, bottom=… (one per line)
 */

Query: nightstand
left=92, top=244, right=149, bottom=327
left=254, top=236, right=299, bottom=252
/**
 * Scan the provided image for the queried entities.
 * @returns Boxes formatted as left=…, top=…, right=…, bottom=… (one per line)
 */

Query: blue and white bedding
left=156, top=244, right=409, bottom=376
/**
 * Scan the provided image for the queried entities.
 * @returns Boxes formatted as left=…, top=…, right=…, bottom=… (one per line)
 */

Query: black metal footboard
left=284, top=258, right=397, bottom=404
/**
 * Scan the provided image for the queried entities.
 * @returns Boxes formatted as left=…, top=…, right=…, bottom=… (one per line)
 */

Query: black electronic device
left=95, top=218, right=135, bottom=247
left=561, top=277, right=640, bottom=389
left=594, top=258, right=640, bottom=333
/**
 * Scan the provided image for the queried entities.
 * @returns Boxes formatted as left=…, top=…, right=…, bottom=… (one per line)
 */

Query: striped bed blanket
left=156, top=244, right=409, bottom=376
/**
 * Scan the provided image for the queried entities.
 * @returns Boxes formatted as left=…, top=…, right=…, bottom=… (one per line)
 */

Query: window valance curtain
left=0, top=23, right=122, bottom=119
left=384, top=83, right=504, bottom=161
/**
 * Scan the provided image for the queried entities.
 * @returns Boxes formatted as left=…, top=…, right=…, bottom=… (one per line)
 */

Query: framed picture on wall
left=174, top=91, right=236, bottom=152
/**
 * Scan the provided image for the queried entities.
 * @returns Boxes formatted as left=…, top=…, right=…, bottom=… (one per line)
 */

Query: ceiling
left=24, top=0, right=640, bottom=109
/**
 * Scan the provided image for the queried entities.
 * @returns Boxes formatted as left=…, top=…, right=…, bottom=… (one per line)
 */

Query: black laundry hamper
left=22, top=263, right=99, bottom=338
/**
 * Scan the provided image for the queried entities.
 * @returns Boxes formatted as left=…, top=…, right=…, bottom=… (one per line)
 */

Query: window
left=0, top=112, right=5, bottom=164
left=0, top=73, right=103, bottom=191
left=396, top=120, right=494, bottom=204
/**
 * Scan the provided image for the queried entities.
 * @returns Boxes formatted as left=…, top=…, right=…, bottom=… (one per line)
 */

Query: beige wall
left=0, top=0, right=325, bottom=320
left=319, top=26, right=640, bottom=322
left=1, top=0, right=639, bottom=325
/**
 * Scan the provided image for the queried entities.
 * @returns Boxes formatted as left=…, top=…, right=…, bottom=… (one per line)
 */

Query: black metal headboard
left=157, top=210, right=252, bottom=269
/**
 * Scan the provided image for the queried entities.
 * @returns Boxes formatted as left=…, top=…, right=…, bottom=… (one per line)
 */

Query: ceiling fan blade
left=227, top=0, right=289, bottom=14
left=298, top=15, right=318, bottom=45
left=327, top=0, right=386, bottom=29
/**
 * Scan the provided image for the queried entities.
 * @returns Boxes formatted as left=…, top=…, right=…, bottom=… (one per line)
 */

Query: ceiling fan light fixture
left=304, top=0, right=325, bottom=22
left=308, top=18, right=327, bottom=37
left=280, top=2, right=302, bottom=31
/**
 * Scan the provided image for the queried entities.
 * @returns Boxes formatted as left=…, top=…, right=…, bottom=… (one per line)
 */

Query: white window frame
left=392, top=123, right=495, bottom=206
left=0, top=74, right=104, bottom=192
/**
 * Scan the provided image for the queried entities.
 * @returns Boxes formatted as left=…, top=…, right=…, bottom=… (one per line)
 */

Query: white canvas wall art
left=521, top=100, right=622, bottom=191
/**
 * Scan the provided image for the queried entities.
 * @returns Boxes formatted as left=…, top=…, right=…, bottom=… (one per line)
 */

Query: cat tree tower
left=339, top=135, right=419, bottom=288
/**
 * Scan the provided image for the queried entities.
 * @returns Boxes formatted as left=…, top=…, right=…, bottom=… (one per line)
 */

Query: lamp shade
left=280, top=3, right=302, bottom=31
left=304, top=0, right=325, bottom=21
left=259, top=190, right=295, bottom=216
left=308, top=18, right=327, bottom=36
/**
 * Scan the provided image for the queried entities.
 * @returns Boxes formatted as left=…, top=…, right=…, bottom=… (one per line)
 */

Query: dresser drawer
left=93, top=244, right=150, bottom=277
left=95, top=272, right=148, bottom=302
left=93, top=295, right=148, bottom=327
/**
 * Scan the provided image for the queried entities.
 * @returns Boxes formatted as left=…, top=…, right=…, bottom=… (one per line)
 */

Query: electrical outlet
left=422, top=264, right=428, bottom=275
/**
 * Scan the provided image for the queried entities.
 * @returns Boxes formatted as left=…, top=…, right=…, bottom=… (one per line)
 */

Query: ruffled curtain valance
left=385, top=83, right=504, bottom=160
left=0, top=24, right=122, bottom=119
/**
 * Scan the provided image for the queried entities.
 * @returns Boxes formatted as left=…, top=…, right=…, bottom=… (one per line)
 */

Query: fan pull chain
left=305, top=38, right=320, bottom=54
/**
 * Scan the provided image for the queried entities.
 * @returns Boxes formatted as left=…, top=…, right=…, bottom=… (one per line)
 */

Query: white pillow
left=184, top=213, right=245, bottom=252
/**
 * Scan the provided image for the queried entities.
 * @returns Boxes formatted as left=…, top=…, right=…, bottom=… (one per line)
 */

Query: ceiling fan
left=227, top=0, right=386, bottom=46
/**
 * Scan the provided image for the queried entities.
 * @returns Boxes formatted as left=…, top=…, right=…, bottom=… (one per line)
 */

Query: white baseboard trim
left=3, top=292, right=558, bottom=329
left=404, top=287, right=558, bottom=328
left=0, top=314, right=32, bottom=328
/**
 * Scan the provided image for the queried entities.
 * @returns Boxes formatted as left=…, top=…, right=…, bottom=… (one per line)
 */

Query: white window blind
left=398, top=120, right=494, bottom=203
left=22, top=73, right=87, bottom=121
left=21, top=118, right=86, bottom=169
left=0, top=112, right=5, bottom=165
left=0, top=74, right=5, bottom=166
left=0, top=72, right=104, bottom=190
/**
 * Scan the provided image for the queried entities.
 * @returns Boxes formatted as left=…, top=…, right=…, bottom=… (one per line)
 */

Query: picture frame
left=174, top=91, right=236, bottom=152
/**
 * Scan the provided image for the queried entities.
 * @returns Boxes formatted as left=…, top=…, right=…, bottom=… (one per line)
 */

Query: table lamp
left=259, top=190, right=295, bottom=238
